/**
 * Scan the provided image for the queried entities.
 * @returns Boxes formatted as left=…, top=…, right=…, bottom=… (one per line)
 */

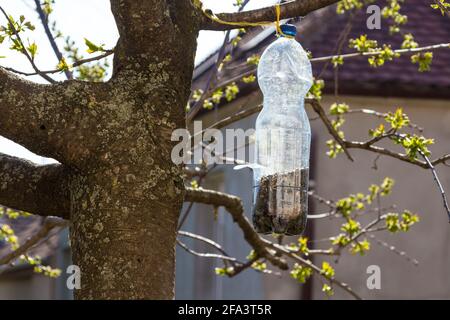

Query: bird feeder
left=252, top=24, right=313, bottom=236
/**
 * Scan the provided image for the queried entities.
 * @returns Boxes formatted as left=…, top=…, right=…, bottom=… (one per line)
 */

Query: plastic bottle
left=252, top=24, right=313, bottom=235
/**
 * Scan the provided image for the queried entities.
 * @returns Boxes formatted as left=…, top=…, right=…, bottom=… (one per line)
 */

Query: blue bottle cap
left=280, top=24, right=297, bottom=37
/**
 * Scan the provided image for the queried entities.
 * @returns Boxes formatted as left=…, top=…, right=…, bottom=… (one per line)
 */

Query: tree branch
left=0, top=153, right=70, bottom=219
left=185, top=187, right=289, bottom=270
left=176, top=239, right=238, bottom=262
left=33, top=0, right=73, bottom=80
left=308, top=99, right=450, bottom=169
left=268, top=242, right=362, bottom=300
left=0, top=216, right=68, bottom=266
left=200, top=0, right=340, bottom=30
left=310, top=43, right=450, bottom=63
left=419, top=149, right=450, bottom=221
left=0, top=67, right=101, bottom=163
left=0, top=6, right=55, bottom=83
left=309, top=99, right=354, bottom=161
left=4, top=51, right=114, bottom=77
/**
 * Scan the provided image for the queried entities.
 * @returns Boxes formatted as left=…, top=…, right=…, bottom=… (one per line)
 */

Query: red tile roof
left=308, top=0, right=450, bottom=98
left=193, top=1, right=450, bottom=100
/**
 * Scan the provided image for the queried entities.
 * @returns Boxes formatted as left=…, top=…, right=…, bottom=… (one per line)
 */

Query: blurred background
left=0, top=0, right=450, bottom=299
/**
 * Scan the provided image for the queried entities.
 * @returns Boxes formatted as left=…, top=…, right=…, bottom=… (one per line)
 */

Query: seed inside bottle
left=252, top=168, right=309, bottom=235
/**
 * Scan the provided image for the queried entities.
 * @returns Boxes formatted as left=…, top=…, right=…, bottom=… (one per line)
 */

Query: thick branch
left=185, top=187, right=289, bottom=270
left=0, top=67, right=101, bottom=164
left=200, top=0, right=340, bottom=30
left=0, top=153, right=70, bottom=219
left=110, top=0, right=176, bottom=69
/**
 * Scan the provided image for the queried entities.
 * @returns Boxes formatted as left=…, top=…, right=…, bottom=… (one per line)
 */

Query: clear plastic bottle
left=252, top=24, right=313, bottom=235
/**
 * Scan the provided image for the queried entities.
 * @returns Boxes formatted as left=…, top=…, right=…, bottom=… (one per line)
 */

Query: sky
left=0, top=0, right=277, bottom=164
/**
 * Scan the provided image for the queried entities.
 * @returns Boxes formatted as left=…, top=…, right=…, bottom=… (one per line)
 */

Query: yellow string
left=200, top=3, right=294, bottom=39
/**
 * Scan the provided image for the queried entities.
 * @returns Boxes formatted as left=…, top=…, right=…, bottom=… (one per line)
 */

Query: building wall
left=191, top=93, right=450, bottom=299
left=1, top=95, right=448, bottom=300
left=310, top=95, right=450, bottom=299
left=0, top=271, right=53, bottom=300
left=176, top=116, right=266, bottom=300
left=0, top=229, right=73, bottom=300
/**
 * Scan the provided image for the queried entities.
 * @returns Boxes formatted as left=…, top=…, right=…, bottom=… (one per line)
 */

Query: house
left=1, top=0, right=449, bottom=299
left=180, top=0, right=450, bottom=299
left=0, top=212, right=72, bottom=299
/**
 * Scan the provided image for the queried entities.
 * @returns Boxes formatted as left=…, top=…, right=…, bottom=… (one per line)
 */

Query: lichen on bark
left=0, top=0, right=200, bottom=299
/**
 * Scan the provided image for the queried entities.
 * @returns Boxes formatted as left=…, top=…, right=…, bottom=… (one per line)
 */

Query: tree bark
left=0, top=153, right=70, bottom=219
left=199, top=0, right=341, bottom=30
left=0, top=0, right=341, bottom=299
left=67, top=0, right=199, bottom=299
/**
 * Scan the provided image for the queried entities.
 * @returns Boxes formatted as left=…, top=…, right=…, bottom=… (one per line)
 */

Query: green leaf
left=322, top=284, right=334, bottom=296
left=215, top=267, right=234, bottom=276
left=307, top=78, right=325, bottom=100
left=385, top=108, right=410, bottom=130
left=242, top=74, right=256, bottom=83
left=211, top=88, right=223, bottom=104
left=321, top=261, right=335, bottom=279
left=191, top=89, right=203, bottom=102
left=27, top=42, right=38, bottom=59
left=411, top=52, right=433, bottom=72
left=329, top=103, right=349, bottom=116
left=84, top=38, right=105, bottom=54
left=246, top=54, right=260, bottom=66
left=349, top=35, right=378, bottom=53
left=331, top=55, right=344, bottom=68
left=350, top=239, right=371, bottom=255
left=341, top=219, right=361, bottom=236
left=401, top=34, right=418, bottom=49
left=225, top=82, right=239, bottom=102
left=385, top=211, right=419, bottom=233
left=251, top=261, right=267, bottom=271
left=290, top=263, right=313, bottom=283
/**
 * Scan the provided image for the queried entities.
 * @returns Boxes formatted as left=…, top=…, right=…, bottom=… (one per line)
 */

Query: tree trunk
left=0, top=0, right=348, bottom=300
left=70, top=166, right=183, bottom=299
left=66, top=0, right=200, bottom=299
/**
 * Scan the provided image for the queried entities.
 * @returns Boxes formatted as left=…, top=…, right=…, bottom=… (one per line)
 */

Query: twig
left=190, top=104, right=262, bottom=145
left=0, top=217, right=68, bottom=265
left=3, top=51, right=114, bottom=77
left=207, top=43, right=450, bottom=98
left=310, top=43, right=450, bottom=63
left=185, top=187, right=289, bottom=270
left=419, top=149, right=450, bottom=221
left=368, top=234, right=419, bottom=266
left=318, top=11, right=354, bottom=79
left=178, top=163, right=217, bottom=230
left=178, top=230, right=231, bottom=258
left=307, top=102, right=450, bottom=169
left=433, top=0, right=450, bottom=18
left=33, top=0, right=73, bottom=79
left=0, top=6, right=56, bottom=83
left=310, top=108, right=424, bottom=132
left=269, top=242, right=362, bottom=300
left=372, top=154, right=381, bottom=170
left=187, top=0, right=251, bottom=123
left=176, top=239, right=238, bottom=262
left=308, top=99, right=354, bottom=161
